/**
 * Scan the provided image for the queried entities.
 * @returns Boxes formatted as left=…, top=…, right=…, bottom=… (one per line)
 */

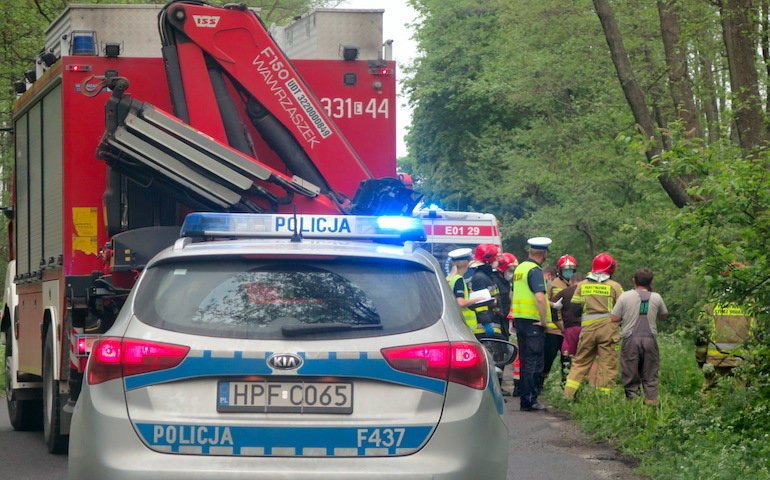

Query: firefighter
left=469, top=244, right=504, bottom=339
left=511, top=236, right=552, bottom=411
left=494, top=252, right=518, bottom=339
left=699, top=302, right=754, bottom=390
left=446, top=248, right=478, bottom=333
left=540, top=255, right=577, bottom=387
left=564, top=253, right=624, bottom=399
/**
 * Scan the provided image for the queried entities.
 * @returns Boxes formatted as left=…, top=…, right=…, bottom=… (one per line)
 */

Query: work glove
left=551, top=297, right=563, bottom=311
left=483, top=323, right=495, bottom=336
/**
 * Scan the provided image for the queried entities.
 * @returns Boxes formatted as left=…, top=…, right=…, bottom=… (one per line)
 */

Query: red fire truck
left=1, top=2, right=500, bottom=454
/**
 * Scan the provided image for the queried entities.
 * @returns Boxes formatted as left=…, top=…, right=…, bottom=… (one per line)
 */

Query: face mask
left=562, top=269, right=575, bottom=280
left=504, top=271, right=514, bottom=281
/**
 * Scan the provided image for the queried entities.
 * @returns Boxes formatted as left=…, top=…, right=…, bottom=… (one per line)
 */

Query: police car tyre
left=43, top=328, right=68, bottom=453
left=4, top=326, right=42, bottom=431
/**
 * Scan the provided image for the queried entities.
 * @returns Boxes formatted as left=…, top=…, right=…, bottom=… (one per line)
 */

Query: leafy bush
left=546, top=335, right=770, bottom=479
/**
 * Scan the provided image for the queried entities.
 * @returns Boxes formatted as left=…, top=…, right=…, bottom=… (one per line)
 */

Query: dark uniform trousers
left=516, top=318, right=545, bottom=408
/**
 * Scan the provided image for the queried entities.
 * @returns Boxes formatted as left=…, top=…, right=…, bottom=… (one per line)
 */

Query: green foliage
left=408, top=0, right=770, bottom=477
left=546, top=335, right=770, bottom=479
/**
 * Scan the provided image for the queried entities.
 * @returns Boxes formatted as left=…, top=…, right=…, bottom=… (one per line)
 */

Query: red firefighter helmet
left=397, top=172, right=414, bottom=189
left=498, top=252, right=518, bottom=272
left=592, top=253, right=617, bottom=275
left=557, top=254, right=578, bottom=270
left=474, top=244, right=500, bottom=264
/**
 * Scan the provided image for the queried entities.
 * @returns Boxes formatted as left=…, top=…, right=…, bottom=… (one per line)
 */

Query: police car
left=68, top=213, right=512, bottom=479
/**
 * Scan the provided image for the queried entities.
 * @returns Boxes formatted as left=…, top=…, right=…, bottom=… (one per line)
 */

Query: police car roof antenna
left=290, top=206, right=302, bottom=243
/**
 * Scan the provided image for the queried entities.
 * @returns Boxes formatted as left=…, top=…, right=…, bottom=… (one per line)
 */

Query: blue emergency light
left=180, top=213, right=426, bottom=242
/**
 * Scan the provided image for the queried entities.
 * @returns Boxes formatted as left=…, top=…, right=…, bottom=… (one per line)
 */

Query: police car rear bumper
left=69, top=381, right=508, bottom=480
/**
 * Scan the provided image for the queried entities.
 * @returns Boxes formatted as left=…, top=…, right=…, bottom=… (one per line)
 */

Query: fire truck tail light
left=66, top=64, right=92, bottom=72
left=87, top=338, right=190, bottom=385
left=370, top=67, right=391, bottom=76
left=77, top=337, right=88, bottom=355
left=381, top=341, right=488, bottom=390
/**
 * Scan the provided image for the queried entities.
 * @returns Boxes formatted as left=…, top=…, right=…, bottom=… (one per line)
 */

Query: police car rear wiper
left=281, top=323, right=383, bottom=337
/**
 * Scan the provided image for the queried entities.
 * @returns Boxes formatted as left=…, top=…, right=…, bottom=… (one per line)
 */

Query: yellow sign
left=72, top=207, right=98, bottom=237
left=72, top=236, right=97, bottom=255
left=581, top=283, right=612, bottom=297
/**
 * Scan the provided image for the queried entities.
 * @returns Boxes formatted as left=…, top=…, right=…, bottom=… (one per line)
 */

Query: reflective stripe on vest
left=581, top=312, right=610, bottom=326
left=447, top=274, right=478, bottom=329
left=511, top=261, right=551, bottom=322
left=708, top=342, right=742, bottom=357
left=472, top=323, right=503, bottom=335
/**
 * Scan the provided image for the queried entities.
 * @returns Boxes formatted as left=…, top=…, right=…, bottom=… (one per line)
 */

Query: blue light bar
left=180, top=213, right=426, bottom=242
left=376, top=216, right=423, bottom=233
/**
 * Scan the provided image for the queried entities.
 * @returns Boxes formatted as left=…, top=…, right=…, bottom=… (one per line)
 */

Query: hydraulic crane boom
left=160, top=1, right=374, bottom=198
left=98, top=1, right=419, bottom=217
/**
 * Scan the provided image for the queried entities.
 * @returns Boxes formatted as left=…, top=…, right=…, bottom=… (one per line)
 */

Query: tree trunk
left=720, top=0, right=766, bottom=150
left=657, top=0, right=702, bottom=139
left=699, top=54, right=722, bottom=143
left=761, top=0, right=770, bottom=113
left=593, top=0, right=691, bottom=208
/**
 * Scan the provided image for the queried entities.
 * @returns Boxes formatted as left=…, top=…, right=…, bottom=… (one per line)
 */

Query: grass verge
left=545, top=334, right=770, bottom=480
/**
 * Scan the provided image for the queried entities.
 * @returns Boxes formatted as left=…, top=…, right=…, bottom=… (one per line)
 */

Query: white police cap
left=527, top=236, right=552, bottom=250
left=448, top=248, right=473, bottom=261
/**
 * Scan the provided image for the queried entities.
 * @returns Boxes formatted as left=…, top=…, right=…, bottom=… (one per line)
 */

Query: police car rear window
left=133, top=258, right=443, bottom=340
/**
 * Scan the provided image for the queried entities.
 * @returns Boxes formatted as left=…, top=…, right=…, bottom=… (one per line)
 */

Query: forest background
left=402, top=0, right=768, bottom=477
left=0, top=0, right=768, bottom=478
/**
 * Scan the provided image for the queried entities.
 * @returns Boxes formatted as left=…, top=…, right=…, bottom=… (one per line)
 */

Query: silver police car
left=68, top=213, right=510, bottom=479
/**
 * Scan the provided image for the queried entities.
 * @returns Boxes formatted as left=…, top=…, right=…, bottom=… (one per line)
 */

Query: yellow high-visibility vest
left=447, top=274, right=478, bottom=330
left=511, top=261, right=551, bottom=322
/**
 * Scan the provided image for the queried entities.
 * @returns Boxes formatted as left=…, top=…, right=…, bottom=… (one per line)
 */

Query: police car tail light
left=381, top=341, right=487, bottom=390
left=87, top=338, right=190, bottom=385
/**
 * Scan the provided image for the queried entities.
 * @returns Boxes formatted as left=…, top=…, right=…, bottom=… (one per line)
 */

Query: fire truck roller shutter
left=14, top=114, right=30, bottom=276
left=42, top=85, right=63, bottom=267
left=28, top=104, right=42, bottom=274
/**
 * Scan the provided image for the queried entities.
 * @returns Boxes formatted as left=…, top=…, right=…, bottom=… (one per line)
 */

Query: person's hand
left=551, top=298, right=563, bottom=311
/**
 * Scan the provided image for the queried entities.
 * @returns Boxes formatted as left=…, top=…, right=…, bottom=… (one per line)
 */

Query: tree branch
left=33, top=0, right=51, bottom=23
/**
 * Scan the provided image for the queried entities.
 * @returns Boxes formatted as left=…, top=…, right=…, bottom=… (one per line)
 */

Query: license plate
left=217, top=380, right=353, bottom=414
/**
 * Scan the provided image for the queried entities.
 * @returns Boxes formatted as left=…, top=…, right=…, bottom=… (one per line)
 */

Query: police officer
left=470, top=244, right=504, bottom=339
left=446, top=248, right=479, bottom=333
left=511, top=237, right=552, bottom=411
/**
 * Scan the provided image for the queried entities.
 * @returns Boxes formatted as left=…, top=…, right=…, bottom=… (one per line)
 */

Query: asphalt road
left=0, top=394, right=645, bottom=480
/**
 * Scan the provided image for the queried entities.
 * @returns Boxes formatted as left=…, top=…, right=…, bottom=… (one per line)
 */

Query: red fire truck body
left=2, top=3, right=399, bottom=453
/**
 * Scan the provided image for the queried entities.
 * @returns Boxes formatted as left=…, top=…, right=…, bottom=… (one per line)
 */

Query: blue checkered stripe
left=124, top=350, right=447, bottom=395
left=135, top=423, right=435, bottom=457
